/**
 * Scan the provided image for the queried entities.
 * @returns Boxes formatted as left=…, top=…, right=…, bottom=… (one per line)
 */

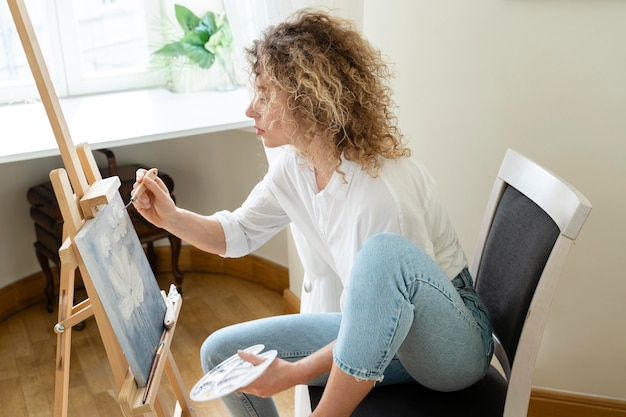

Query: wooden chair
left=309, top=149, right=592, bottom=417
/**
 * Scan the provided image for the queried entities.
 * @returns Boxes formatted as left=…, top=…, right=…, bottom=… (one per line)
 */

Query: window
left=0, top=0, right=161, bottom=104
left=58, top=0, right=160, bottom=95
left=0, top=0, right=339, bottom=105
left=0, top=0, right=57, bottom=103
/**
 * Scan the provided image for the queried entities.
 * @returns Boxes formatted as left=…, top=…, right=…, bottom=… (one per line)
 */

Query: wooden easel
left=7, top=1, right=195, bottom=416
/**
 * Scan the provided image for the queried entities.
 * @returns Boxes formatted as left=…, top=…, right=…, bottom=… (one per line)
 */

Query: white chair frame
left=470, top=148, right=592, bottom=417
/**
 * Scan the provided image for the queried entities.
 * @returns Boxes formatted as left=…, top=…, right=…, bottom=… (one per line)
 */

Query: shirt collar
left=321, top=154, right=356, bottom=200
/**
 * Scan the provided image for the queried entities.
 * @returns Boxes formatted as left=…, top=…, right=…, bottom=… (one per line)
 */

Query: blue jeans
left=200, top=233, right=493, bottom=417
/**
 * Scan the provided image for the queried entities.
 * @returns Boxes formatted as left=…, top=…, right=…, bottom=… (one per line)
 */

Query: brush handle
left=131, top=168, right=159, bottom=202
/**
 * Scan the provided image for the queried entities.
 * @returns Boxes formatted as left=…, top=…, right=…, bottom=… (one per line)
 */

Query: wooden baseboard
left=1, top=244, right=288, bottom=322
left=182, top=245, right=289, bottom=293
left=136, top=244, right=289, bottom=294
left=0, top=272, right=48, bottom=322
left=282, top=288, right=300, bottom=315
left=529, top=388, right=626, bottom=417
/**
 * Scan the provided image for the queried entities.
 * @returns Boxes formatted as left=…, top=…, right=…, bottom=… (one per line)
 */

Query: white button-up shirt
left=214, top=148, right=467, bottom=312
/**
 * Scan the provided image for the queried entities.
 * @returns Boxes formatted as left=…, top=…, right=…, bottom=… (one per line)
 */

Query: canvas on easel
left=6, top=0, right=195, bottom=416
left=73, top=193, right=167, bottom=387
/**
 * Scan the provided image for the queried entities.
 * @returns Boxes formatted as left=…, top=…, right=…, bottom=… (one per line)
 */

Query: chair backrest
left=475, top=184, right=560, bottom=372
left=470, top=149, right=591, bottom=417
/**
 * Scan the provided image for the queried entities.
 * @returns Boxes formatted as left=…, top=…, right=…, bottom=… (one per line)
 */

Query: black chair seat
left=309, top=366, right=507, bottom=417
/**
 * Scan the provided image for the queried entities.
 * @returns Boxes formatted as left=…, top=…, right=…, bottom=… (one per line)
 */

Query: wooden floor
left=0, top=272, right=295, bottom=417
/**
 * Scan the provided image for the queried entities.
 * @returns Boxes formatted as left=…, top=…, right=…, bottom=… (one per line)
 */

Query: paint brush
left=142, top=336, right=165, bottom=403
left=123, top=168, right=158, bottom=210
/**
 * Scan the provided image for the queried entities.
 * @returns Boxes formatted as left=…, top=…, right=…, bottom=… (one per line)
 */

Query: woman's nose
left=245, top=101, right=256, bottom=118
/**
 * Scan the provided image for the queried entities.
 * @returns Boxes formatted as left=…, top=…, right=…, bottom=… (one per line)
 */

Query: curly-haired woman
left=133, top=9, right=493, bottom=417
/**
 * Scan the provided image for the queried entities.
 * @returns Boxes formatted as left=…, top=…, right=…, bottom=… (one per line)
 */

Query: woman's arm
left=239, top=340, right=374, bottom=416
left=132, top=169, right=226, bottom=255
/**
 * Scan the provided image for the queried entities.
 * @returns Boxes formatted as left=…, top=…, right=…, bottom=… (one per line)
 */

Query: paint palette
left=190, top=344, right=277, bottom=402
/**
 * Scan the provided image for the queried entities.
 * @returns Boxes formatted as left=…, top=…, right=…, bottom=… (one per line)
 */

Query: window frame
left=1, top=0, right=165, bottom=104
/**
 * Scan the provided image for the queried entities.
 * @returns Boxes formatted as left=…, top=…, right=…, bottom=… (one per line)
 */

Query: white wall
left=0, top=155, right=67, bottom=287
left=0, top=128, right=287, bottom=290
left=363, top=0, right=625, bottom=400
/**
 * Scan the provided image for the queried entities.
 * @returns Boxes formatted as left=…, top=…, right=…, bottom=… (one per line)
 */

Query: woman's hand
left=131, top=168, right=177, bottom=229
left=237, top=350, right=301, bottom=398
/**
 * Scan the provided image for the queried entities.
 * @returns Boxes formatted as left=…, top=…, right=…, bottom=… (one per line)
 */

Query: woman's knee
left=361, top=233, right=426, bottom=258
left=361, top=232, right=402, bottom=252
left=356, top=233, right=431, bottom=273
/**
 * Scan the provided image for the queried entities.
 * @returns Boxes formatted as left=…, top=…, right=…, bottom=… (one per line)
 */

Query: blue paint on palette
left=74, top=193, right=166, bottom=387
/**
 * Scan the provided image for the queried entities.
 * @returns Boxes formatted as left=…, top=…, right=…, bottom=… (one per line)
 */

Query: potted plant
left=153, top=4, right=237, bottom=92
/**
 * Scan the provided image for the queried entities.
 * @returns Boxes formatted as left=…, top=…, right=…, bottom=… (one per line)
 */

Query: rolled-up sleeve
left=213, top=177, right=291, bottom=258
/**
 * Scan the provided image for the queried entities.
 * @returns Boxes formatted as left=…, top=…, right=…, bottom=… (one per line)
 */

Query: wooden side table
left=27, top=149, right=183, bottom=312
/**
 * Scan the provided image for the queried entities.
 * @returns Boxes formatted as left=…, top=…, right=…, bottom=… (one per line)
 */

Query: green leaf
left=200, top=11, right=217, bottom=35
left=153, top=41, right=186, bottom=57
left=154, top=4, right=233, bottom=71
left=181, top=28, right=210, bottom=46
left=182, top=43, right=215, bottom=68
left=205, top=19, right=233, bottom=54
left=220, top=20, right=234, bottom=46
left=205, top=30, right=222, bottom=54
left=174, top=4, right=200, bottom=32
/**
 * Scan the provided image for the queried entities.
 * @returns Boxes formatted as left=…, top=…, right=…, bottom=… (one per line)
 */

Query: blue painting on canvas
left=74, top=193, right=166, bottom=387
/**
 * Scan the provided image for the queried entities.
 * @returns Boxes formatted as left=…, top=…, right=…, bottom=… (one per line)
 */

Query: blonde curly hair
left=246, top=9, right=410, bottom=178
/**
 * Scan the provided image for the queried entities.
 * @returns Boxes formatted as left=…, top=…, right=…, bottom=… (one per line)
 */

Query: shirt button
left=303, top=280, right=313, bottom=293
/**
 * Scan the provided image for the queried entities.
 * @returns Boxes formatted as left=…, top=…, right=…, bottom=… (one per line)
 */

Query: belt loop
left=454, top=267, right=473, bottom=289
left=464, top=267, right=473, bottom=288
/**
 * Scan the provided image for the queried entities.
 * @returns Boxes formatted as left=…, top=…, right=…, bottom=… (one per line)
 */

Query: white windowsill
left=0, top=87, right=253, bottom=164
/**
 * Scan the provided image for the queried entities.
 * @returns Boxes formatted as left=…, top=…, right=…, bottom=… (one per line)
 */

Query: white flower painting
left=97, top=203, right=144, bottom=321
left=109, top=246, right=144, bottom=321
left=74, top=193, right=166, bottom=387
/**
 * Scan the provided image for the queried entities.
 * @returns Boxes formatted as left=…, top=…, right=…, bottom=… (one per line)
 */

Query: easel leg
left=154, top=392, right=168, bottom=417
left=54, top=245, right=77, bottom=417
left=164, top=352, right=195, bottom=417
